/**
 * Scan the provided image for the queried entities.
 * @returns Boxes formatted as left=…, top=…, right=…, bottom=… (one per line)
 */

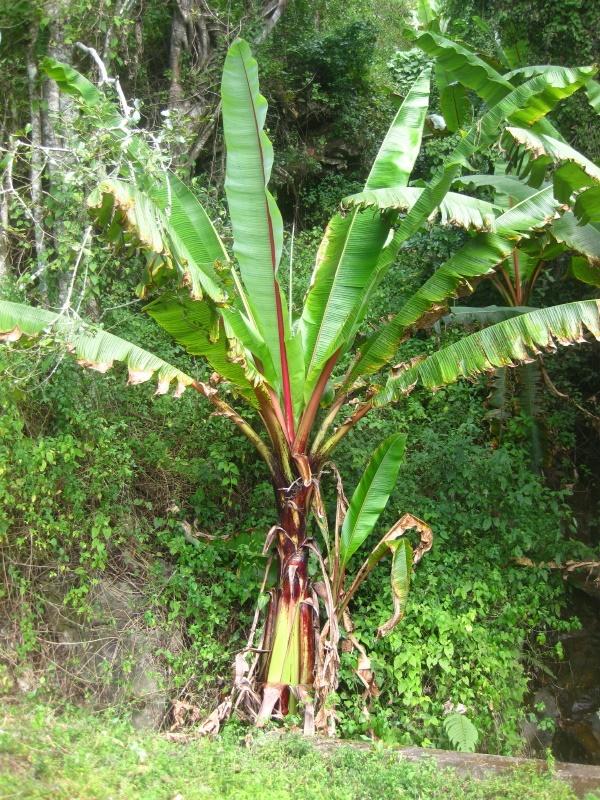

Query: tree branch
left=75, top=42, right=132, bottom=118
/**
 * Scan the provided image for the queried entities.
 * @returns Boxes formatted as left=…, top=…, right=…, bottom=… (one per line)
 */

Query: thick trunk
left=257, top=484, right=317, bottom=725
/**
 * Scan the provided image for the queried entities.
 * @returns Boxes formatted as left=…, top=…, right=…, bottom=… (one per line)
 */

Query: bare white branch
left=75, top=41, right=132, bottom=119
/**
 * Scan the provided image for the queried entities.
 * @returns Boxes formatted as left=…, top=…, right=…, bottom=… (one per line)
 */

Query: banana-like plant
left=409, top=29, right=600, bottom=464
left=450, top=165, right=599, bottom=467
left=2, top=41, right=599, bottom=734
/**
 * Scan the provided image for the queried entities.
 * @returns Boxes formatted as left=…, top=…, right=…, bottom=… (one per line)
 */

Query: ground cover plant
left=2, top=32, right=600, bottom=740
left=1, top=700, right=599, bottom=800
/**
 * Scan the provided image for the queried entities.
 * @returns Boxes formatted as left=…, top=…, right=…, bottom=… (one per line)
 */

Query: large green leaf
left=345, top=234, right=512, bottom=385
left=143, top=294, right=259, bottom=405
left=328, top=68, right=434, bottom=358
left=574, top=187, right=600, bottom=225
left=571, top=256, right=600, bottom=287
left=300, top=210, right=391, bottom=403
left=87, top=178, right=268, bottom=405
left=505, top=68, right=600, bottom=115
left=585, top=79, right=600, bottom=113
left=339, top=512, right=432, bottom=638
left=439, top=80, right=470, bottom=132
left=299, top=69, right=432, bottom=403
left=503, top=65, right=559, bottom=81
left=340, top=433, right=407, bottom=566
left=365, top=65, right=595, bottom=289
left=551, top=213, right=600, bottom=265
left=41, top=57, right=104, bottom=107
left=454, top=173, right=541, bottom=204
left=497, top=38, right=529, bottom=71
left=219, top=306, right=277, bottom=384
left=345, top=186, right=560, bottom=385
left=88, top=178, right=229, bottom=304
left=365, top=66, right=431, bottom=190
left=343, top=187, right=500, bottom=231
left=383, top=537, right=413, bottom=636
left=411, top=31, right=569, bottom=139
left=87, top=178, right=167, bottom=258
left=504, top=127, right=600, bottom=203
left=376, top=300, right=600, bottom=406
left=457, top=174, right=600, bottom=264
left=411, top=30, right=513, bottom=107
left=490, top=185, right=559, bottom=235
left=152, top=173, right=230, bottom=303
left=221, top=38, right=298, bottom=412
left=0, top=301, right=195, bottom=395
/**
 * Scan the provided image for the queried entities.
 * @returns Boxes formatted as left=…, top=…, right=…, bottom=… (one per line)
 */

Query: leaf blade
left=340, top=433, right=407, bottom=566
left=221, top=37, right=297, bottom=421
left=143, top=293, right=259, bottom=405
left=343, top=187, right=501, bottom=231
left=365, top=66, right=431, bottom=190
left=299, top=68, right=433, bottom=400
left=0, top=301, right=195, bottom=395
left=345, top=185, right=562, bottom=385
left=377, top=538, right=413, bottom=638
left=376, top=300, right=600, bottom=405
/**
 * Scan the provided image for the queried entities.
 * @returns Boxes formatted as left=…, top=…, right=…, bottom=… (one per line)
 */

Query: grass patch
left=0, top=701, right=597, bottom=800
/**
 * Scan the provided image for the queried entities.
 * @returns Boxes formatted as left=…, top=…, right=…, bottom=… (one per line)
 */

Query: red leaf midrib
left=240, top=56, right=295, bottom=442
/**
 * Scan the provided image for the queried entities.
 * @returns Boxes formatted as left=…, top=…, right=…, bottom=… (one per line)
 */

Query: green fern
left=443, top=713, right=479, bottom=752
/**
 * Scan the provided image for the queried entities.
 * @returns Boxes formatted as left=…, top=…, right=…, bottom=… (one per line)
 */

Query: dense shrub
left=334, top=376, right=587, bottom=752
left=0, top=309, right=271, bottom=697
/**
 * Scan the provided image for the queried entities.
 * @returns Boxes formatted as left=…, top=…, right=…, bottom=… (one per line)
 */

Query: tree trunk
left=43, top=0, right=75, bottom=304
left=256, top=0, right=289, bottom=44
left=26, top=24, right=47, bottom=294
left=257, top=483, right=317, bottom=725
left=42, top=0, right=72, bottom=153
left=0, top=138, right=13, bottom=279
left=167, top=0, right=290, bottom=172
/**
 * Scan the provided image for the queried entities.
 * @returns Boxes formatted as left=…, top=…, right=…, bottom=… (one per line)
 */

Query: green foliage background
left=0, top=0, right=599, bottom=758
